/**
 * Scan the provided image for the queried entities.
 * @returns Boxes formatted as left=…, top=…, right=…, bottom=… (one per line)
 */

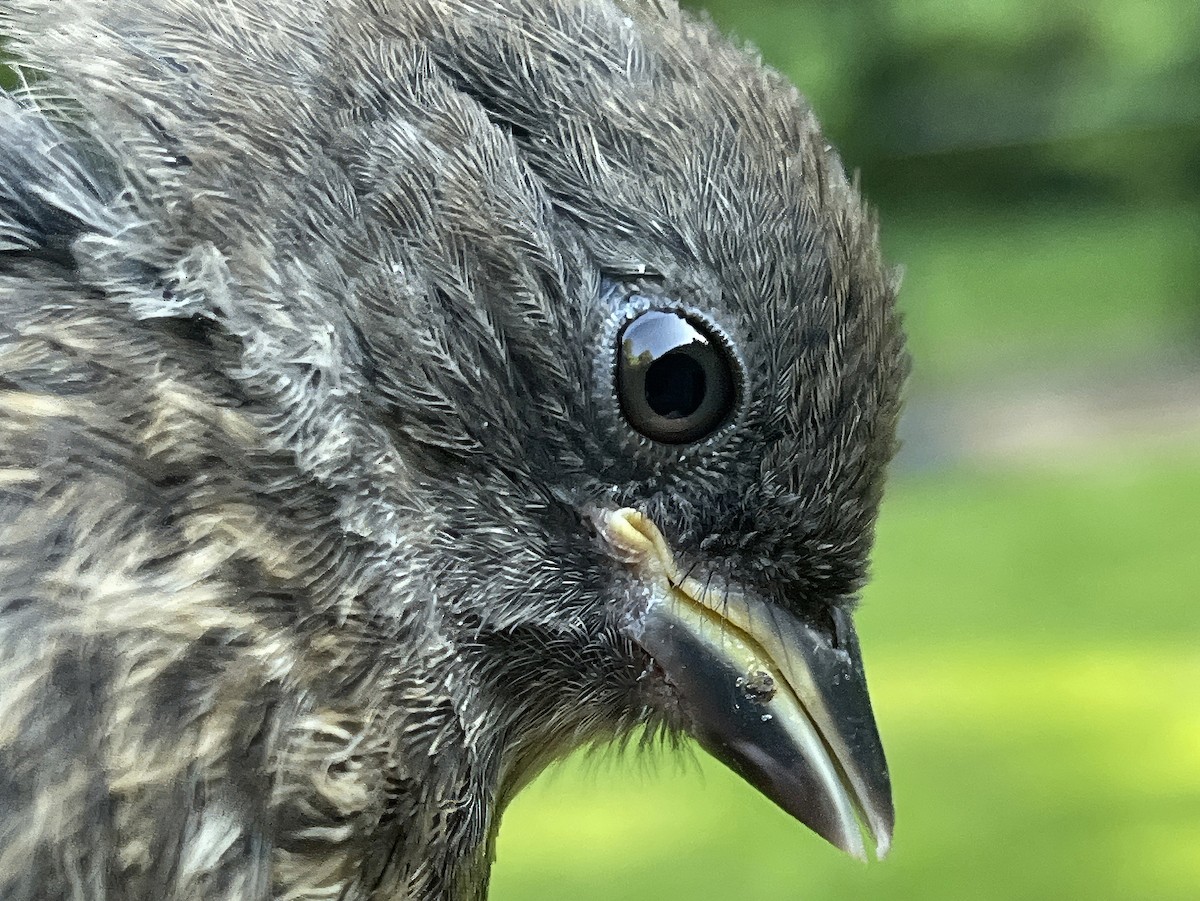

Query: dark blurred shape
left=690, top=0, right=1200, bottom=208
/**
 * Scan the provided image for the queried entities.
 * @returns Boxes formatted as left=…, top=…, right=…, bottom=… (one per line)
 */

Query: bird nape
left=0, top=0, right=908, bottom=899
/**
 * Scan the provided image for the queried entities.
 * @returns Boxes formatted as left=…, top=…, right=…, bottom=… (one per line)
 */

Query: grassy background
left=491, top=1, right=1200, bottom=899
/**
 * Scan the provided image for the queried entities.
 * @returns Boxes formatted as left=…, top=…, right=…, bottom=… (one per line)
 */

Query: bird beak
left=603, top=508, right=894, bottom=860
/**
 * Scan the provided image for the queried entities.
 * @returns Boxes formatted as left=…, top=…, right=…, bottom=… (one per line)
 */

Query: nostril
left=813, top=606, right=844, bottom=651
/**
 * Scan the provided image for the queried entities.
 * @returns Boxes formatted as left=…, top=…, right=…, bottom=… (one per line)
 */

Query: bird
left=0, top=0, right=908, bottom=898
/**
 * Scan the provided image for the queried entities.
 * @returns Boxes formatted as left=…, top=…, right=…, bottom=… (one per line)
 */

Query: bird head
left=4, top=0, right=907, bottom=874
left=358, top=3, right=909, bottom=860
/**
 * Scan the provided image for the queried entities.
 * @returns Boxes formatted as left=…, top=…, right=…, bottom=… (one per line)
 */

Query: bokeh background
left=492, top=2, right=1200, bottom=900
left=4, top=2, right=1197, bottom=899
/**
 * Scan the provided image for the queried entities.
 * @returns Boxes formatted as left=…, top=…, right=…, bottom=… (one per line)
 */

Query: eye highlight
left=616, top=310, right=737, bottom=444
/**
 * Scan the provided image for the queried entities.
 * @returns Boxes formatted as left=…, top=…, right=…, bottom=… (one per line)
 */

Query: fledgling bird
left=0, top=0, right=908, bottom=898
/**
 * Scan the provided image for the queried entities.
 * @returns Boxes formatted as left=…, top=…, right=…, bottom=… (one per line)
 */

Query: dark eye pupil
left=616, top=309, right=737, bottom=444
left=645, top=353, right=706, bottom=419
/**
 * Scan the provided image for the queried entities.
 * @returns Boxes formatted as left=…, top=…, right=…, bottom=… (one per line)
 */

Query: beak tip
left=864, top=798, right=895, bottom=860
left=873, top=826, right=893, bottom=861
left=816, top=807, right=892, bottom=863
left=845, top=835, right=869, bottom=863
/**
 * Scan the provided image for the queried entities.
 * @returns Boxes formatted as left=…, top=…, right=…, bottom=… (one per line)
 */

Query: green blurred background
left=492, top=2, right=1200, bottom=900
left=4, top=2, right=1198, bottom=898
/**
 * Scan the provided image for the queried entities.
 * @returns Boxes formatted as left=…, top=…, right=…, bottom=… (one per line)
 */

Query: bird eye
left=616, top=310, right=737, bottom=444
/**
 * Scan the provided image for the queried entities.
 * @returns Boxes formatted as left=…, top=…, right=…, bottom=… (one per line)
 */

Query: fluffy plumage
left=0, top=1, right=907, bottom=899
